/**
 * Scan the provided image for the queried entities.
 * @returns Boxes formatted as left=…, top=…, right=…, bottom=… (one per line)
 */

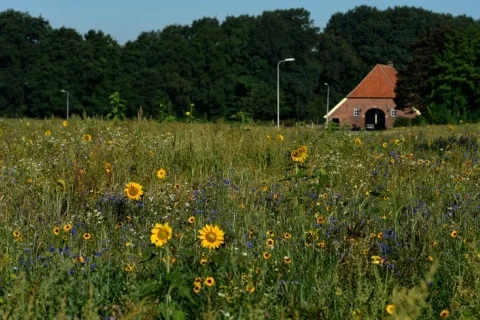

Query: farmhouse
left=325, top=63, right=419, bottom=129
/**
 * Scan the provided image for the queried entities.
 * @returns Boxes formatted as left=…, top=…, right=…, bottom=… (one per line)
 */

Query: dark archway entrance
left=365, top=108, right=385, bottom=130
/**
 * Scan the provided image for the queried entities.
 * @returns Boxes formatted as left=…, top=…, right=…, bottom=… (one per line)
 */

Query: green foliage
left=2, top=119, right=480, bottom=317
left=107, top=92, right=126, bottom=120
left=395, top=20, right=480, bottom=125
left=1, top=7, right=476, bottom=123
left=393, top=116, right=413, bottom=127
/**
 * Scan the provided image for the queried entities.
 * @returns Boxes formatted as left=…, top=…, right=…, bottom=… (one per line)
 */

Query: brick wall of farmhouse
left=327, top=98, right=416, bottom=128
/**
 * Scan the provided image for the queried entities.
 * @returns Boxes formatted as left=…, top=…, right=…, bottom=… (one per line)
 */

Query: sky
left=1, top=0, right=479, bottom=44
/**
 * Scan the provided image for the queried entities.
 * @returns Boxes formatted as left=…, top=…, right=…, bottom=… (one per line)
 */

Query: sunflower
left=291, top=145, right=308, bottom=163
left=354, top=138, right=362, bottom=147
left=62, top=120, right=69, bottom=127
left=193, top=284, right=201, bottom=294
left=450, top=230, right=458, bottom=238
left=45, top=130, right=51, bottom=137
left=204, top=277, right=215, bottom=287
left=74, top=256, right=85, bottom=264
left=316, top=216, right=325, bottom=224
left=53, top=226, right=60, bottom=236
left=194, top=277, right=202, bottom=284
left=156, top=168, right=167, bottom=180
left=82, top=134, right=92, bottom=142
left=382, top=142, right=388, bottom=149
left=198, top=224, right=225, bottom=250
left=125, top=264, right=134, bottom=272
left=116, top=222, right=124, bottom=229
left=187, top=216, right=195, bottom=224
left=386, top=304, right=396, bottom=315
left=13, top=230, right=21, bottom=238
left=439, top=309, right=450, bottom=318
left=371, top=255, right=384, bottom=264
left=263, top=252, right=271, bottom=260
left=105, top=163, right=112, bottom=174
left=200, top=258, right=208, bottom=265
left=150, top=223, right=173, bottom=247
left=124, top=182, right=144, bottom=201
left=266, top=238, right=274, bottom=247
left=83, top=233, right=92, bottom=240
left=276, top=134, right=284, bottom=142
left=245, top=284, right=255, bottom=293
left=283, top=256, right=292, bottom=264
left=283, top=232, right=292, bottom=240
left=63, top=223, right=72, bottom=232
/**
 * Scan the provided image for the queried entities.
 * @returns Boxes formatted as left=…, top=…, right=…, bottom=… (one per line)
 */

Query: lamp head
left=324, top=83, right=328, bottom=86
left=285, top=58, right=295, bottom=62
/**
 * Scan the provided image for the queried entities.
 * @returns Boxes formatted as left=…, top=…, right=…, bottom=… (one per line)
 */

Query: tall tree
left=0, top=10, right=51, bottom=117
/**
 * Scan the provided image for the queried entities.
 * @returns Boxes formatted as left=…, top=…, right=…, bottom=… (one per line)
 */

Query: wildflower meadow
left=1, top=118, right=480, bottom=319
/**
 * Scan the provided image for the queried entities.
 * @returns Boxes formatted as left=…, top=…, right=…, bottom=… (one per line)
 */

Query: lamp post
left=61, top=89, right=69, bottom=120
left=277, top=58, right=295, bottom=130
left=324, top=83, right=329, bottom=126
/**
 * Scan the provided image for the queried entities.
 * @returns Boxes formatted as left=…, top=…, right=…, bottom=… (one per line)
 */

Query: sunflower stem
left=166, top=247, right=171, bottom=320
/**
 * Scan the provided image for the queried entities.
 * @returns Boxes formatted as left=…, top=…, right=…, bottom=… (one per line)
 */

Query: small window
left=353, top=108, right=359, bottom=117
left=391, top=109, right=397, bottom=117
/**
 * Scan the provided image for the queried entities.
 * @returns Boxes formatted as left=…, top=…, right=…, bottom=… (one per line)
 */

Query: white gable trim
left=324, top=98, right=348, bottom=118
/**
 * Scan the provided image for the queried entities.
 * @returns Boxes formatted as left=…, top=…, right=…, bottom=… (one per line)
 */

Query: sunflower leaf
left=166, top=270, right=184, bottom=286
left=177, top=285, right=195, bottom=304
left=139, top=245, right=157, bottom=263
left=178, top=248, right=197, bottom=258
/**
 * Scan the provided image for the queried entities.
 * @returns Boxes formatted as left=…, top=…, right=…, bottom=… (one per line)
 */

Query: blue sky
left=1, top=0, right=479, bottom=44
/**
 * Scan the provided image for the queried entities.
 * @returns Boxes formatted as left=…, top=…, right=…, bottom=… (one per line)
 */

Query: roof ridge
left=346, top=64, right=380, bottom=98
left=379, top=65, right=395, bottom=88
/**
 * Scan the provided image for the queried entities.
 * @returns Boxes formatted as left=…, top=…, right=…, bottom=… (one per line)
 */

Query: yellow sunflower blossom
left=150, top=223, right=173, bottom=247
left=291, top=145, right=308, bottom=163
left=124, top=182, right=144, bottom=201
left=156, top=168, right=167, bottom=180
left=439, top=309, right=450, bottom=318
left=386, top=304, right=396, bottom=315
left=204, top=276, right=215, bottom=287
left=198, top=224, right=225, bottom=250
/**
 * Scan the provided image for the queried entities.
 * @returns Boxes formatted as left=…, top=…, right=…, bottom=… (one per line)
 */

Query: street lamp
left=61, top=89, right=69, bottom=120
left=277, top=58, right=295, bottom=130
left=324, top=83, right=330, bottom=126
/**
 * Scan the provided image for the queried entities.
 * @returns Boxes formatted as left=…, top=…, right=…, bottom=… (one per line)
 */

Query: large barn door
left=365, top=108, right=386, bottom=130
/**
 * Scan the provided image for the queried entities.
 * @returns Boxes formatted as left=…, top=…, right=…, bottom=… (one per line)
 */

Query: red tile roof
left=347, top=64, right=397, bottom=98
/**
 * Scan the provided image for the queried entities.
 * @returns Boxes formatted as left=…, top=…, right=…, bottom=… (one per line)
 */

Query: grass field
left=1, top=118, right=480, bottom=319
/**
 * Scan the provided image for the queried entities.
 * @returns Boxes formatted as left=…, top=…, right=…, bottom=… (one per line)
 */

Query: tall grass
left=1, top=118, right=480, bottom=319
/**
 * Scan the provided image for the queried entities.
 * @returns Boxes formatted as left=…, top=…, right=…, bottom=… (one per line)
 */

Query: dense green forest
left=0, top=6, right=478, bottom=123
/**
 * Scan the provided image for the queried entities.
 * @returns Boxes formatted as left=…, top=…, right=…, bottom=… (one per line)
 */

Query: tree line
left=0, top=6, right=478, bottom=123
